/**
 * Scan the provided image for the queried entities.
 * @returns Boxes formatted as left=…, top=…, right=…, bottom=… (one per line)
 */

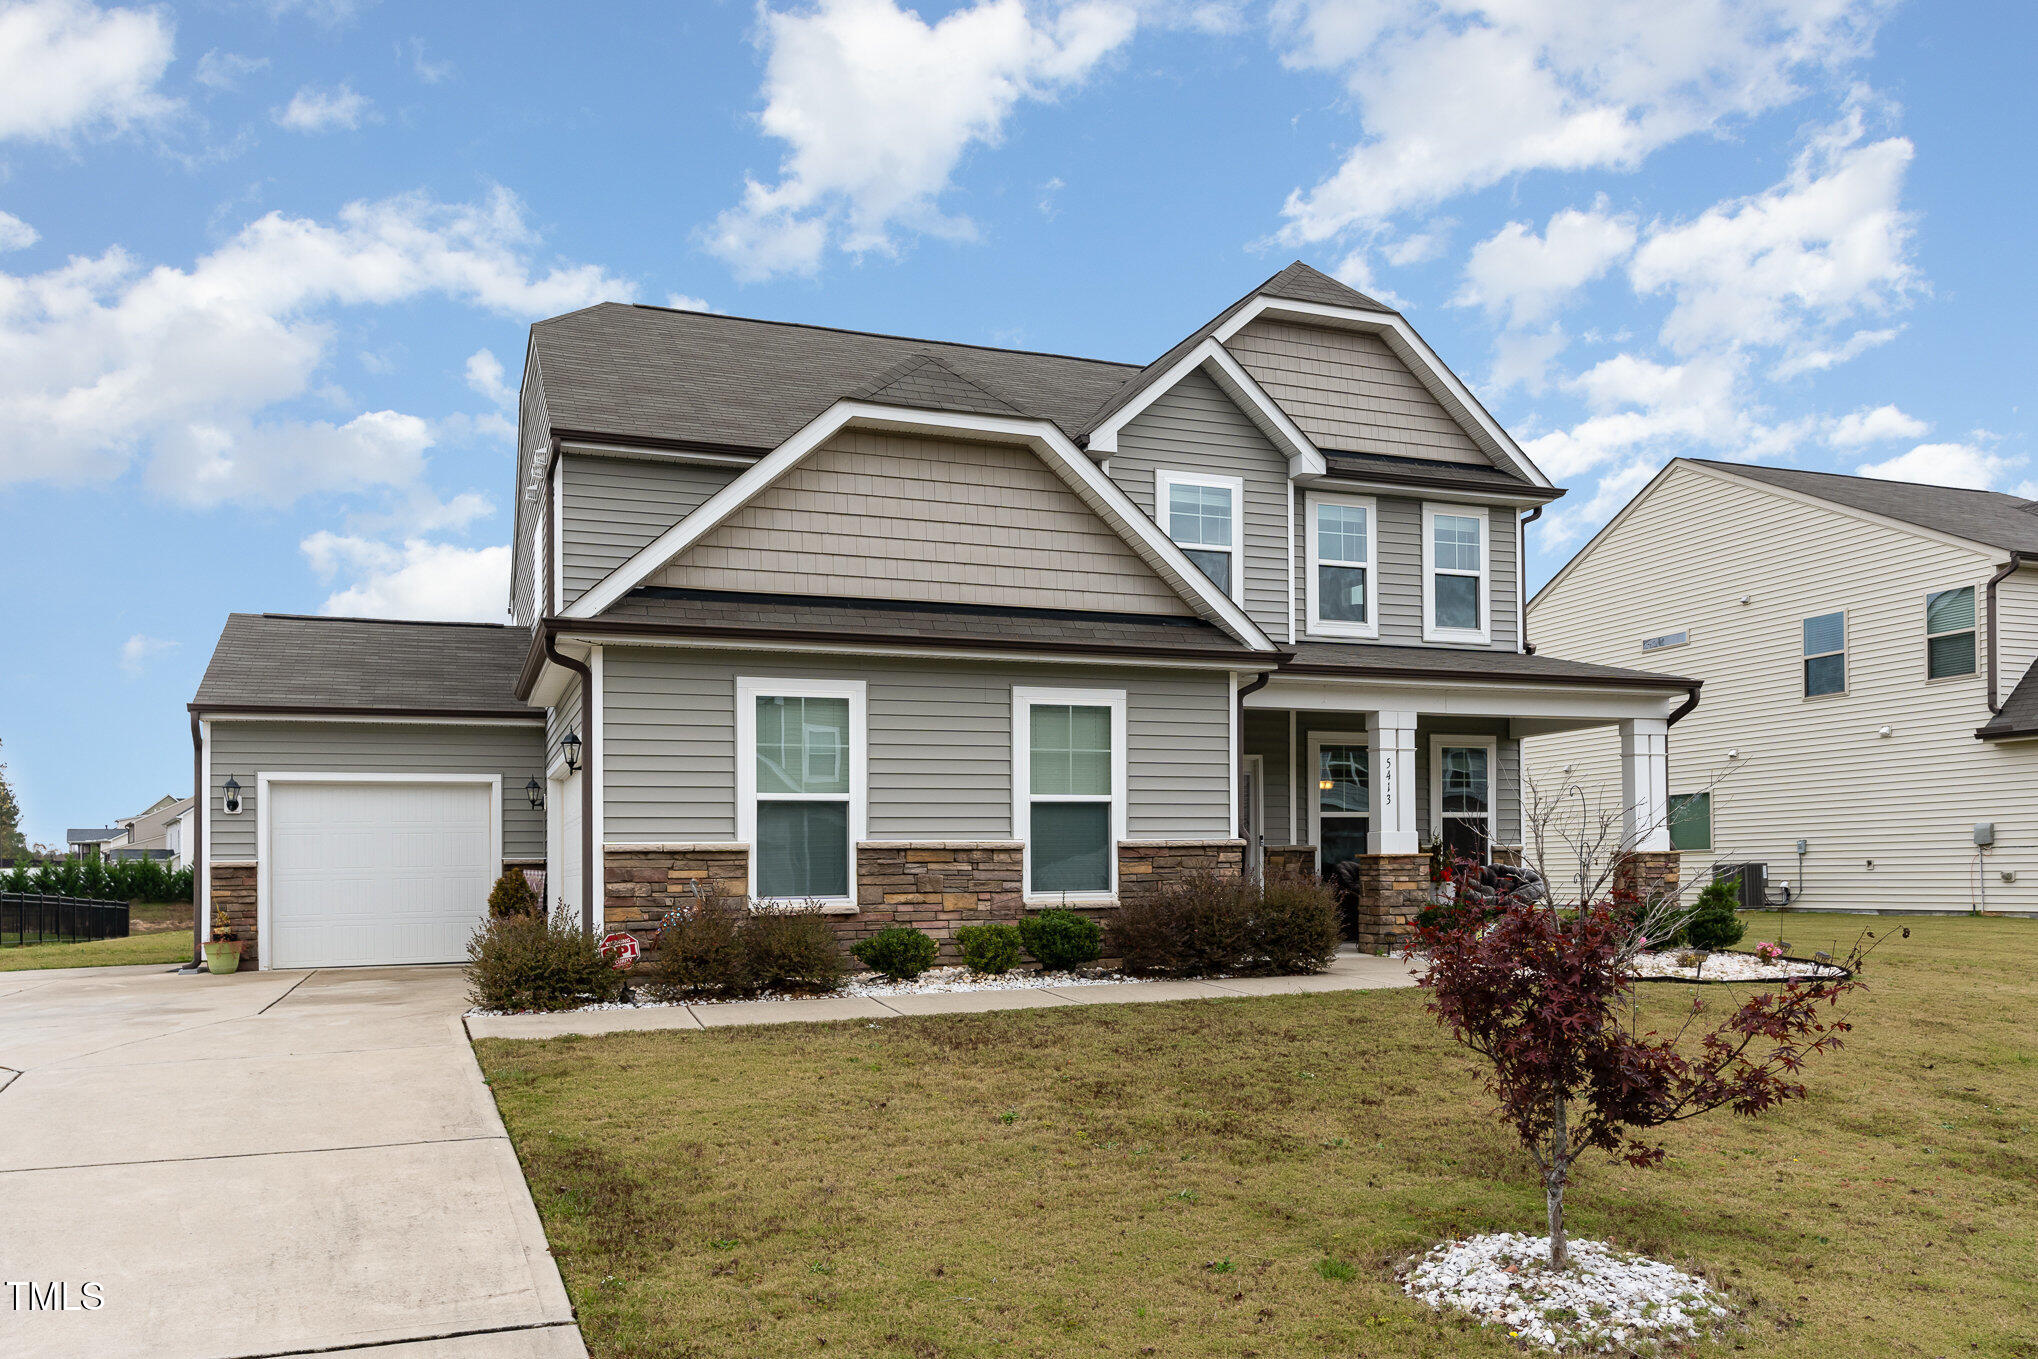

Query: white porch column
left=1369, top=710, right=1419, bottom=855
left=1620, top=718, right=1671, bottom=852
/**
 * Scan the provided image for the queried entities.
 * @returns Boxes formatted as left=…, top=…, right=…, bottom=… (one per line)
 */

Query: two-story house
left=1526, top=457, right=2038, bottom=918
left=188, top=263, right=1697, bottom=970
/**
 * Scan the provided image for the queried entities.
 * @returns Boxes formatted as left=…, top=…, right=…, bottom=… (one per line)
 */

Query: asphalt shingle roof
left=193, top=614, right=533, bottom=715
left=1693, top=459, right=2038, bottom=554
left=596, top=588, right=1260, bottom=659
left=850, top=352, right=1022, bottom=418
left=1978, top=661, right=2038, bottom=740
left=1282, top=641, right=1696, bottom=688
left=66, top=828, right=123, bottom=842
left=1322, top=451, right=1549, bottom=496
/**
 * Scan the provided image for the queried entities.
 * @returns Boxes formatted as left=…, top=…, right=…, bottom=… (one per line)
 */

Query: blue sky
left=1, top=0, right=2031, bottom=846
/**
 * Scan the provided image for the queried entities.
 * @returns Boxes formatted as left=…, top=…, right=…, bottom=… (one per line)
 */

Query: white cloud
left=1826, top=403, right=1926, bottom=448
left=0, top=211, right=38, bottom=252
left=1273, top=0, right=1888, bottom=241
left=195, top=49, right=268, bottom=92
left=303, top=532, right=511, bottom=621
left=1855, top=442, right=2019, bottom=491
left=0, top=187, right=632, bottom=503
left=1768, top=324, right=1899, bottom=379
left=464, top=349, right=514, bottom=409
left=405, top=37, right=452, bottom=84
left=1628, top=101, right=1917, bottom=360
left=1457, top=200, right=1636, bottom=327
left=663, top=292, right=713, bottom=312
left=1487, top=325, right=1568, bottom=396
left=706, top=0, right=1139, bottom=279
left=119, top=632, right=175, bottom=678
left=1382, top=229, right=1446, bottom=267
left=274, top=83, right=374, bottom=133
left=0, top=0, right=175, bottom=142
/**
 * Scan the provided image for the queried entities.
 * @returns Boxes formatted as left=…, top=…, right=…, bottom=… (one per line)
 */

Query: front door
left=1310, top=732, right=1371, bottom=876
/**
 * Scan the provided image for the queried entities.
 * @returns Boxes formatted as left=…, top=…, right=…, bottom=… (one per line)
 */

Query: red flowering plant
left=1414, top=892, right=1884, bottom=1268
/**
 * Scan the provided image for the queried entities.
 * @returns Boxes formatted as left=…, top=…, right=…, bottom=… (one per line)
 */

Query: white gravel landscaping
left=1631, top=949, right=1846, bottom=982
left=1400, top=1233, right=1731, bottom=1352
left=471, top=965, right=1141, bottom=1015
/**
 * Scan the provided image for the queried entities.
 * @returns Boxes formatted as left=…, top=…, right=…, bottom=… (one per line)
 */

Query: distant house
left=1525, top=457, right=2038, bottom=917
left=67, top=828, right=127, bottom=858
left=110, top=794, right=194, bottom=864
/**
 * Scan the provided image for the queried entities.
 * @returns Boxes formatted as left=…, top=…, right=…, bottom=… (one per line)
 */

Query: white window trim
left=736, top=676, right=867, bottom=910
left=1306, top=729, right=1371, bottom=874
left=1155, top=468, right=1245, bottom=604
left=254, top=772, right=503, bottom=973
left=1802, top=608, right=1848, bottom=699
left=1422, top=503, right=1491, bottom=644
left=1012, top=685, right=1127, bottom=907
left=1924, top=585, right=1979, bottom=682
left=1305, top=491, right=1379, bottom=640
left=1428, top=735, right=1499, bottom=864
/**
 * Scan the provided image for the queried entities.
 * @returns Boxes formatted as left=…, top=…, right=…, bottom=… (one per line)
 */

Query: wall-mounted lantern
left=561, top=730, right=583, bottom=772
left=222, top=775, right=243, bottom=815
left=525, top=776, right=545, bottom=811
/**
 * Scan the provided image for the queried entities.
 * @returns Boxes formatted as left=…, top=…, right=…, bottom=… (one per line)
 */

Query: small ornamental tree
left=1414, top=895, right=1887, bottom=1268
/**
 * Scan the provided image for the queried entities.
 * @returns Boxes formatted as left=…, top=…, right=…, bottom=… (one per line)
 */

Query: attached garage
left=264, top=777, right=501, bottom=969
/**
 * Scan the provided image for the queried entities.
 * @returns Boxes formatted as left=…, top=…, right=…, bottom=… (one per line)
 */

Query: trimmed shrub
left=1248, top=870, right=1341, bottom=975
left=466, top=907, right=626, bottom=1013
left=1683, top=878, right=1746, bottom=951
left=955, top=922, right=1023, bottom=975
left=644, top=887, right=749, bottom=1000
left=1111, top=871, right=1252, bottom=978
left=853, top=925, right=940, bottom=981
left=743, top=908, right=847, bottom=993
left=487, top=868, right=540, bottom=919
left=1018, top=907, right=1103, bottom=971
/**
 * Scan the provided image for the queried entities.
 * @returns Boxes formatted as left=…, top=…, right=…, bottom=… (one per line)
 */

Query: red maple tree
left=1413, top=891, right=1884, bottom=1268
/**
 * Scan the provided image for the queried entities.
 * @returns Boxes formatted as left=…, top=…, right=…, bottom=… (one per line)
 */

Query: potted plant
left=204, top=910, right=242, bottom=974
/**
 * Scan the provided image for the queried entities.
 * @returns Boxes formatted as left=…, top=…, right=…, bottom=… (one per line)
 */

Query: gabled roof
left=530, top=304, right=1135, bottom=452
left=193, top=614, right=534, bottom=717
left=850, top=352, right=1021, bottom=418
left=67, top=827, right=123, bottom=843
left=1688, top=459, right=2038, bottom=555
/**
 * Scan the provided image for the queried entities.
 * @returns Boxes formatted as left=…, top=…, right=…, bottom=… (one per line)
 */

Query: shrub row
left=2, top=855, right=193, bottom=903
left=1110, top=870, right=1340, bottom=979
left=644, top=890, right=845, bottom=1000
left=466, top=907, right=627, bottom=1013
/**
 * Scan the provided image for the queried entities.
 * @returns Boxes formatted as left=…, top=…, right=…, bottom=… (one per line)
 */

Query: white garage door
left=268, top=780, right=496, bottom=968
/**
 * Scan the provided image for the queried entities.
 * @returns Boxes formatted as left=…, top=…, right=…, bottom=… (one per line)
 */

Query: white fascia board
left=1211, top=296, right=1554, bottom=491
left=557, top=439, right=758, bottom=468
left=1295, top=473, right=1551, bottom=509
left=564, top=399, right=1278, bottom=653
left=1086, top=337, right=1325, bottom=478
left=1245, top=675, right=1684, bottom=722
left=201, top=713, right=542, bottom=726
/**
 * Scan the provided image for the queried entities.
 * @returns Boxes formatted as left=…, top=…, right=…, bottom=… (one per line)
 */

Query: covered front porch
left=1239, top=647, right=1699, bottom=947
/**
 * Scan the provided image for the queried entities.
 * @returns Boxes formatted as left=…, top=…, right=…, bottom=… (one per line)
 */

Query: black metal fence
left=0, top=894, right=131, bottom=947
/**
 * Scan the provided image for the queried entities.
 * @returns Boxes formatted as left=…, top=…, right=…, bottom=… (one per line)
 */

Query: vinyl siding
left=1294, top=492, right=1519, bottom=650
left=510, top=361, right=549, bottom=629
left=1110, top=369, right=1292, bottom=639
left=1525, top=461, right=2027, bottom=914
left=1993, top=565, right=2038, bottom=693
left=1227, top=318, right=1488, bottom=465
left=547, top=674, right=583, bottom=768
left=599, top=648, right=1232, bottom=844
left=1243, top=709, right=1292, bottom=847
left=1282, top=712, right=1520, bottom=852
left=653, top=428, right=1193, bottom=615
left=206, top=721, right=547, bottom=861
left=560, top=455, right=739, bottom=608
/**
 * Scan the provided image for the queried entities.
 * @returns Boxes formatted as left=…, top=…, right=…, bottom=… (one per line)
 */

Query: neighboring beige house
left=1526, top=457, right=2038, bottom=917
left=112, top=794, right=194, bottom=862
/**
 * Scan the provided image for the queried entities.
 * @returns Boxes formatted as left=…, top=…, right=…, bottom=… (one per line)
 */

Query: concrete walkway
left=0, top=964, right=583, bottom=1359
left=468, top=947, right=1418, bottom=1040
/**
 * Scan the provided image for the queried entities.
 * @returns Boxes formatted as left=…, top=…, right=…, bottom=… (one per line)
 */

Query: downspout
left=188, top=712, right=204, bottom=969
left=1667, top=684, right=1701, bottom=727
left=1518, top=505, right=1542, bottom=655
left=544, top=629, right=596, bottom=934
left=1987, top=552, right=2024, bottom=713
left=1237, top=670, right=1274, bottom=862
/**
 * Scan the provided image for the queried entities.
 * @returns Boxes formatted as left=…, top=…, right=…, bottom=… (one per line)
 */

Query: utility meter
left=1974, top=823, right=1997, bottom=847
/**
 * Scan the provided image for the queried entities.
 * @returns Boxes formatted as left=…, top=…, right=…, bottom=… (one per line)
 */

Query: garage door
left=268, top=780, right=496, bottom=968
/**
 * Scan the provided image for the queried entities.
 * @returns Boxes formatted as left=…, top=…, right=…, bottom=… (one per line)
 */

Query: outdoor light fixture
left=561, top=729, right=583, bottom=772
left=525, top=776, right=545, bottom=811
left=222, top=775, right=243, bottom=815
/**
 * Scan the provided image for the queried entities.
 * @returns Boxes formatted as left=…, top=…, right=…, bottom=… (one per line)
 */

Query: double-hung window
left=1430, top=737, right=1495, bottom=863
left=1156, top=470, right=1243, bottom=601
left=737, top=678, right=865, bottom=905
left=1423, top=504, right=1490, bottom=642
left=1925, top=586, right=1977, bottom=679
left=1306, top=493, right=1377, bottom=637
left=1802, top=612, right=1847, bottom=697
left=1014, top=687, right=1126, bottom=902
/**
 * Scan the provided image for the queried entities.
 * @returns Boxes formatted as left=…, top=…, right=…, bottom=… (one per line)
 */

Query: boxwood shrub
left=955, top=922, right=1023, bottom=975
left=852, top=925, right=940, bottom=981
left=1017, top=908, right=1102, bottom=971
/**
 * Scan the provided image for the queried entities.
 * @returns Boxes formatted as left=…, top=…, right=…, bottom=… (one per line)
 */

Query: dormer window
left=1156, top=470, right=1243, bottom=602
left=1422, top=504, right=1490, bottom=644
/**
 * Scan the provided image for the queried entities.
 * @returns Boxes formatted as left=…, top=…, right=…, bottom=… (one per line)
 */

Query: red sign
left=599, top=932, right=641, bottom=969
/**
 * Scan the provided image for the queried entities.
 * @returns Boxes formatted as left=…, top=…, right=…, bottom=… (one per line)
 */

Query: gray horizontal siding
left=599, top=648, right=1233, bottom=844
left=1111, top=369, right=1292, bottom=640
left=1243, top=709, right=1293, bottom=848
left=560, top=455, right=739, bottom=608
left=1295, top=492, right=1519, bottom=651
left=206, top=721, right=547, bottom=860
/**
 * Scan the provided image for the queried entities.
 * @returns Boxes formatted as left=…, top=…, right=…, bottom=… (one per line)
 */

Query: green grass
left=0, top=930, right=192, bottom=970
left=475, top=912, right=2038, bottom=1358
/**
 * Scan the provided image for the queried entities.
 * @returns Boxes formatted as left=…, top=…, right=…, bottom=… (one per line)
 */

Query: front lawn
left=475, top=913, right=2038, bottom=1357
left=0, top=931, right=193, bottom=970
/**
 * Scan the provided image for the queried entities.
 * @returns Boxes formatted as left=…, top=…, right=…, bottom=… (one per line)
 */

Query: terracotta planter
left=204, top=941, right=242, bottom=975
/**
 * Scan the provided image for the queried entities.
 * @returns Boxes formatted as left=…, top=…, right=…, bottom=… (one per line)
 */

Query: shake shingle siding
left=1229, top=318, right=1488, bottom=464
left=1111, top=369, right=1293, bottom=640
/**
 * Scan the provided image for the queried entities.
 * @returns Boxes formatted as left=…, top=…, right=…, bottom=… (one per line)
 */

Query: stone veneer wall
left=851, top=841, right=1026, bottom=958
left=210, top=863, right=258, bottom=971
left=1264, top=845, right=1316, bottom=878
left=1613, top=850, right=1682, bottom=907
left=1115, top=840, right=1246, bottom=910
left=1349, top=853, right=1430, bottom=953
left=602, top=846, right=751, bottom=940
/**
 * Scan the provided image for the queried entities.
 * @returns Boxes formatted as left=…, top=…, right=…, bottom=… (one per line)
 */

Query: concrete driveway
left=0, top=963, right=583, bottom=1359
